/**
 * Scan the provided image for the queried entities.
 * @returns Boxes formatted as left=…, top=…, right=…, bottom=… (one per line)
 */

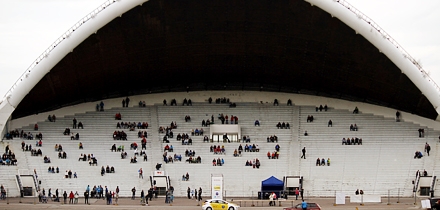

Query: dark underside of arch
left=12, top=0, right=437, bottom=120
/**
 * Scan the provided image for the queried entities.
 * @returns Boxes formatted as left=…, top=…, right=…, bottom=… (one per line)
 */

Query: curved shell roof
left=8, top=0, right=439, bottom=120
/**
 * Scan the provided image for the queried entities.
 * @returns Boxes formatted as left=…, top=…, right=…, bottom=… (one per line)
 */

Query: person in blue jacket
left=301, top=200, right=308, bottom=210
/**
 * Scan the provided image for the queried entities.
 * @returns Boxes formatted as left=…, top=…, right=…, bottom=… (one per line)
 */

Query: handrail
left=414, top=173, right=420, bottom=193
left=3, top=0, right=121, bottom=99
left=332, top=0, right=440, bottom=94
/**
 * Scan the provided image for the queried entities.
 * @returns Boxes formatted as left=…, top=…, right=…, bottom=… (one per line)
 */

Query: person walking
left=301, top=147, right=306, bottom=159
left=198, top=187, right=202, bottom=201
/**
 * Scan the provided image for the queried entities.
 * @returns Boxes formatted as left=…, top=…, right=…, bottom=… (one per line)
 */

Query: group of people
left=210, top=145, right=225, bottom=154
left=72, top=118, right=83, bottom=129
left=64, top=170, right=77, bottom=179
left=245, top=159, right=261, bottom=168
left=191, top=128, right=204, bottom=136
left=267, top=151, right=280, bottom=159
left=306, top=115, right=314, bottom=123
left=112, top=131, right=127, bottom=140
left=238, top=144, right=259, bottom=152
left=414, top=151, right=424, bottom=159
left=47, top=114, right=57, bottom=122
left=47, top=166, right=60, bottom=173
left=163, top=99, right=178, bottom=106
left=350, top=124, right=359, bottom=131
left=1, top=146, right=17, bottom=165
left=267, top=135, right=278, bottom=142
left=58, top=151, right=67, bottom=159
left=316, top=104, right=328, bottom=112
left=342, top=137, right=363, bottom=145
left=212, top=158, right=225, bottom=166
left=121, top=97, right=130, bottom=107
left=186, top=187, right=202, bottom=201
left=316, top=158, right=331, bottom=166
left=218, top=113, right=239, bottom=124
left=276, top=122, right=290, bottom=129
left=114, top=113, right=122, bottom=120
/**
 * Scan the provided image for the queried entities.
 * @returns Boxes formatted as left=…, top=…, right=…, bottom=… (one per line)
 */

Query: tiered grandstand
left=2, top=93, right=440, bottom=198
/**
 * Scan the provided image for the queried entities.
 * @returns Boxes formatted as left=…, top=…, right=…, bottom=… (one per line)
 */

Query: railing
left=32, top=174, right=40, bottom=193
left=431, top=175, right=436, bottom=197
left=15, top=175, right=23, bottom=197
left=3, top=0, right=121, bottom=99
left=332, top=0, right=440, bottom=93
left=414, top=173, right=420, bottom=193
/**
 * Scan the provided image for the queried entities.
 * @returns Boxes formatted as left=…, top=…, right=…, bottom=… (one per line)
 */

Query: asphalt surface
left=0, top=196, right=427, bottom=209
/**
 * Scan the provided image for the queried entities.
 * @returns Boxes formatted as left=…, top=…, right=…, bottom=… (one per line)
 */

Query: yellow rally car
left=202, top=199, right=240, bottom=210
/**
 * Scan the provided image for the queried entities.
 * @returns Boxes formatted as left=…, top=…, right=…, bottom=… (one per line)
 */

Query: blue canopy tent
left=261, top=176, right=284, bottom=199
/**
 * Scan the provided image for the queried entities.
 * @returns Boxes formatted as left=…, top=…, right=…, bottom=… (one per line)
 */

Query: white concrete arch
left=305, top=0, right=440, bottom=115
left=0, top=0, right=147, bottom=134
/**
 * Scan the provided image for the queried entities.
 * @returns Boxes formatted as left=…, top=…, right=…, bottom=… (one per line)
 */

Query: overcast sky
left=0, top=0, right=439, bottom=99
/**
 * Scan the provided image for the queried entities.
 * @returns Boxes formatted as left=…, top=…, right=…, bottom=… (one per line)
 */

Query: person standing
left=396, top=111, right=401, bottom=122
left=84, top=191, right=89, bottom=204
left=301, top=200, right=308, bottom=210
left=269, top=192, right=274, bottom=206
left=131, top=187, right=136, bottom=200
left=63, top=191, right=68, bottom=204
left=198, top=187, right=202, bottom=201
left=187, top=187, right=191, bottom=199
left=427, top=144, right=431, bottom=156
left=69, top=191, right=74, bottom=204
left=122, top=99, right=126, bottom=108
left=301, top=147, right=306, bottom=159
left=194, top=188, right=198, bottom=200
left=73, top=118, right=77, bottom=129
left=126, top=97, right=130, bottom=107
left=295, top=188, right=299, bottom=200
left=139, top=168, right=143, bottom=179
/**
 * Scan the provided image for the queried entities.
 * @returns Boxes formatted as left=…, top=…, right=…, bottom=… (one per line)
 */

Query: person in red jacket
left=69, top=191, right=74, bottom=204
